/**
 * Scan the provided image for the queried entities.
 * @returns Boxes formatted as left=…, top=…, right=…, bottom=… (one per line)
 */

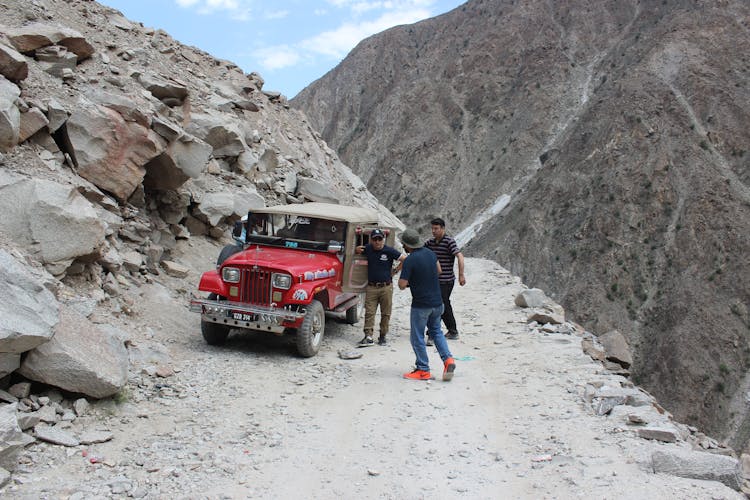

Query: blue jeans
left=410, top=305, right=452, bottom=372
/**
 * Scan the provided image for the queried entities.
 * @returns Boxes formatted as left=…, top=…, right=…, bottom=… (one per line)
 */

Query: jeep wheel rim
left=312, top=311, right=323, bottom=344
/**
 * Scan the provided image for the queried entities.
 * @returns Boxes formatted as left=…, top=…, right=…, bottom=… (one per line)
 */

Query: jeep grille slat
left=240, top=267, right=272, bottom=305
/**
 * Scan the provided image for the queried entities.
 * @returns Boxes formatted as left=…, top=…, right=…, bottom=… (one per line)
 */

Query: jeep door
left=341, top=226, right=397, bottom=293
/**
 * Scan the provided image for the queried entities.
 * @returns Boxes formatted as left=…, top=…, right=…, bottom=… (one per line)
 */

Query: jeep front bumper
left=189, top=296, right=306, bottom=334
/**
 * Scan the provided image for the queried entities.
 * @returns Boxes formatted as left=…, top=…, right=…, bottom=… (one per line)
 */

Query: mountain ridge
left=292, top=0, right=750, bottom=450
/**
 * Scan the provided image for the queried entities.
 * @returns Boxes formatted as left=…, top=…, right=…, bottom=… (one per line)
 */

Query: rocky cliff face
left=292, top=0, right=750, bottom=449
left=0, top=0, right=397, bottom=436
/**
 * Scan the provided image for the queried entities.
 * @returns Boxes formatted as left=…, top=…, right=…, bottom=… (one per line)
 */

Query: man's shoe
left=445, top=332, right=459, bottom=340
left=425, top=336, right=434, bottom=346
left=443, top=357, right=456, bottom=381
left=403, top=369, right=431, bottom=380
left=358, top=335, right=374, bottom=347
left=377, top=336, right=387, bottom=346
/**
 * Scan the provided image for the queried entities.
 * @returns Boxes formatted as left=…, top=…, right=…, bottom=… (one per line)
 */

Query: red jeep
left=189, top=202, right=394, bottom=357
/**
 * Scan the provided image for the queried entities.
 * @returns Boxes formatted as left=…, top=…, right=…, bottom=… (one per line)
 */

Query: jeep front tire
left=296, top=299, right=325, bottom=357
left=201, top=293, right=230, bottom=345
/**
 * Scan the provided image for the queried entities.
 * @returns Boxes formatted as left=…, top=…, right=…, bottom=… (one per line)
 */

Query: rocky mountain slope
left=292, top=0, right=750, bottom=450
left=0, top=0, right=399, bottom=483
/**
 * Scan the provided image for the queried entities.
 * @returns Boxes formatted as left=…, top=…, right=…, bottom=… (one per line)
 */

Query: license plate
left=230, top=311, right=256, bottom=321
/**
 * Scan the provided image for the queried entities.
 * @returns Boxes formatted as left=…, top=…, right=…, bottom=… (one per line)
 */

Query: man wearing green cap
left=397, top=228, right=456, bottom=381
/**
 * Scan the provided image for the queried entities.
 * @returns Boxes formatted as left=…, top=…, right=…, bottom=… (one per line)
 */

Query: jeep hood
left=222, top=245, right=341, bottom=276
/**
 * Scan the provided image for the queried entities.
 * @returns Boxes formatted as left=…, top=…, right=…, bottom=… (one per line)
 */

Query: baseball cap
left=370, top=228, right=385, bottom=240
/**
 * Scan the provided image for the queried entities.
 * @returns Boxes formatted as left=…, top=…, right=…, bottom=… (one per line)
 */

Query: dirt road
left=1, top=239, right=741, bottom=499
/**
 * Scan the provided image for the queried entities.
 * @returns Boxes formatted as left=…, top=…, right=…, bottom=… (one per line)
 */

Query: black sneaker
left=425, top=336, right=434, bottom=346
left=377, top=336, right=387, bottom=346
left=358, top=335, right=374, bottom=347
left=445, top=332, right=459, bottom=340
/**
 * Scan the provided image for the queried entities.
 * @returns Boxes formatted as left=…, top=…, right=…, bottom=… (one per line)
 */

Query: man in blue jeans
left=398, top=228, right=456, bottom=381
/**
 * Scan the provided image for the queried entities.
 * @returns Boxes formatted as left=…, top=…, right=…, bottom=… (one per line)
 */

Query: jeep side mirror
left=327, top=241, right=343, bottom=253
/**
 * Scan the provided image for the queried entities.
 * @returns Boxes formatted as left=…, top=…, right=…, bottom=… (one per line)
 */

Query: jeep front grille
left=240, top=267, right=272, bottom=305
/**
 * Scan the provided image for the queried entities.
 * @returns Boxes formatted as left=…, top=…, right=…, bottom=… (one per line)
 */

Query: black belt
left=368, top=281, right=391, bottom=287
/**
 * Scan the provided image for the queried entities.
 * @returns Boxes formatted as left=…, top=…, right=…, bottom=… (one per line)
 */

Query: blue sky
left=98, top=0, right=466, bottom=98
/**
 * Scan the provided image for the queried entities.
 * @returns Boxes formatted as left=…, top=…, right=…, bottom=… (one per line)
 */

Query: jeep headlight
left=222, top=267, right=241, bottom=283
left=272, top=273, right=292, bottom=290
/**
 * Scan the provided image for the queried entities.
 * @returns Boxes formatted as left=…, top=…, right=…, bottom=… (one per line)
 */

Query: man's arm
left=392, top=254, right=406, bottom=276
left=355, top=245, right=365, bottom=254
left=456, top=252, right=466, bottom=286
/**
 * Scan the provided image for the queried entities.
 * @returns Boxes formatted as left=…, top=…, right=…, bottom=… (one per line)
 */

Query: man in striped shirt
left=425, top=217, right=466, bottom=340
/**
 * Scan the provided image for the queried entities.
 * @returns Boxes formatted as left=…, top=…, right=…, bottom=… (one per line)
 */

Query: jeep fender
left=287, top=283, right=329, bottom=307
left=197, top=270, right=229, bottom=296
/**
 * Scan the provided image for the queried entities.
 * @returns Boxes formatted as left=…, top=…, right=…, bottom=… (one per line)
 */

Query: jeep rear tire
left=345, top=293, right=365, bottom=324
left=201, top=293, right=230, bottom=345
left=296, top=299, right=324, bottom=357
left=217, top=244, right=242, bottom=266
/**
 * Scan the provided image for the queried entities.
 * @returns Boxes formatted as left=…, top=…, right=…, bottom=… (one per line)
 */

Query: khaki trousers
left=363, top=284, right=393, bottom=337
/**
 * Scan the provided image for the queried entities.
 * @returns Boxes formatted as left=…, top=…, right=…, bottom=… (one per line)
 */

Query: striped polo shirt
left=425, top=235, right=460, bottom=283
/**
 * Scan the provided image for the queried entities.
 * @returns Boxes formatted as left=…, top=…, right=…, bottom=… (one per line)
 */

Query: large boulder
left=143, top=133, right=212, bottom=191
left=185, top=111, right=246, bottom=158
left=0, top=43, right=28, bottom=82
left=0, top=76, right=20, bottom=152
left=296, top=176, right=340, bottom=204
left=0, top=249, right=59, bottom=354
left=598, top=329, right=633, bottom=368
left=651, top=448, right=742, bottom=491
left=136, top=72, right=188, bottom=107
left=0, top=177, right=106, bottom=272
left=4, top=23, right=94, bottom=60
left=17, top=307, right=128, bottom=399
left=66, top=100, right=165, bottom=201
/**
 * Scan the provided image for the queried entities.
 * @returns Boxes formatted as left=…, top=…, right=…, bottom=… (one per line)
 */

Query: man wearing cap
left=398, top=228, right=456, bottom=381
left=355, top=229, right=405, bottom=346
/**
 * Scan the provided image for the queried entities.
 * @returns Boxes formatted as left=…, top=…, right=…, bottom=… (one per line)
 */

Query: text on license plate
left=230, top=312, right=256, bottom=321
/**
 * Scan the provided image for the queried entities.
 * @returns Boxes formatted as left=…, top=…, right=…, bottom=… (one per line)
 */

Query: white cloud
left=255, top=45, right=302, bottom=70
left=303, top=7, right=430, bottom=59
left=174, top=0, right=251, bottom=18
left=264, top=9, right=289, bottom=20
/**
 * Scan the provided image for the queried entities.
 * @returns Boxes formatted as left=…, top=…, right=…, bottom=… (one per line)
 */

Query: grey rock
left=66, top=100, right=164, bottom=201
left=637, top=425, right=680, bottom=443
left=0, top=403, right=25, bottom=471
left=18, top=107, right=48, bottom=142
left=651, top=448, right=742, bottom=490
left=0, top=249, right=59, bottom=353
left=0, top=178, right=106, bottom=270
left=515, top=288, right=549, bottom=308
left=18, top=306, right=128, bottom=399
left=598, top=330, right=633, bottom=368
left=0, top=43, right=28, bottom=82
left=8, top=382, right=31, bottom=399
left=34, top=423, right=79, bottom=447
left=0, top=76, right=20, bottom=152
left=296, top=176, right=339, bottom=204
left=0, top=353, right=20, bottom=379
left=79, top=430, right=113, bottom=445
left=45, top=98, right=68, bottom=133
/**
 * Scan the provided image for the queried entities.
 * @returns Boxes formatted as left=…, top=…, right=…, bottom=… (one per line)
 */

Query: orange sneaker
left=443, top=357, right=456, bottom=381
left=403, top=369, right=431, bottom=380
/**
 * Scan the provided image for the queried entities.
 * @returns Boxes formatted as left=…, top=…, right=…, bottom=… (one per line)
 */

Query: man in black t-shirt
left=355, top=229, right=405, bottom=346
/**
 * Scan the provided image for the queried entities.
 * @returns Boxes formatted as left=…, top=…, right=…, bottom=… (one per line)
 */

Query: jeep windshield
left=244, top=213, right=346, bottom=252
